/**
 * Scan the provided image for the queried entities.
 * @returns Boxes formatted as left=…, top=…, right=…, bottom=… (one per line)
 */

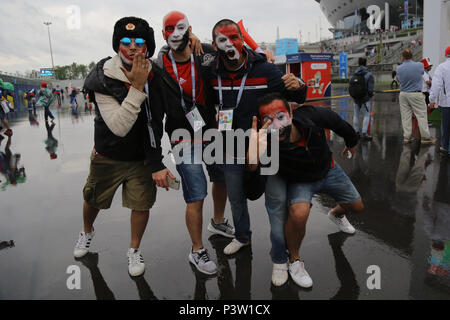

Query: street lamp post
left=43, top=22, right=55, bottom=77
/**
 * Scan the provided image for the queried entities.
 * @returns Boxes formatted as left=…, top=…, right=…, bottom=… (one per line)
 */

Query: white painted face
left=167, top=17, right=189, bottom=50
left=215, top=32, right=240, bottom=61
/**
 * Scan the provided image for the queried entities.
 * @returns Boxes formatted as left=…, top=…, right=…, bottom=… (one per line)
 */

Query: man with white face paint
left=207, top=19, right=308, bottom=257
left=155, top=11, right=233, bottom=276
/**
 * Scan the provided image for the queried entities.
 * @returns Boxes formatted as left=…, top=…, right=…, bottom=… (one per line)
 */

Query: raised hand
left=341, top=146, right=356, bottom=160
left=247, top=116, right=272, bottom=170
left=282, top=73, right=305, bottom=91
left=120, top=53, right=151, bottom=92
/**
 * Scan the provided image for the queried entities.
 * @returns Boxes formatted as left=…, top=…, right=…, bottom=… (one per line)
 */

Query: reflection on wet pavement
left=0, top=91, right=449, bottom=300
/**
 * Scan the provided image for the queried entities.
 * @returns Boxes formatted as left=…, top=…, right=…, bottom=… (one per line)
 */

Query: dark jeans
left=44, top=106, right=54, bottom=120
left=423, top=92, right=430, bottom=106
left=220, top=164, right=251, bottom=244
left=440, top=107, right=450, bottom=153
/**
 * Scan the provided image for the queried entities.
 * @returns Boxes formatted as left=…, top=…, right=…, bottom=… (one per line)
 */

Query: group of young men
left=73, top=13, right=364, bottom=289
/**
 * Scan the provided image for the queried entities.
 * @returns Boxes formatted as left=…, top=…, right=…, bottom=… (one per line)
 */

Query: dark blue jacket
left=206, top=48, right=307, bottom=132
left=353, top=66, right=375, bottom=104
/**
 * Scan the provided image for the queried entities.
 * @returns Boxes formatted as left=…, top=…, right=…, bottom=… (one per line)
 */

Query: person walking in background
left=0, top=89, right=13, bottom=137
left=429, top=46, right=450, bottom=157
left=70, top=87, right=79, bottom=110
left=421, top=57, right=433, bottom=106
left=349, top=57, right=375, bottom=141
left=55, top=85, right=62, bottom=107
left=37, top=82, right=55, bottom=122
left=27, top=89, right=37, bottom=114
left=396, top=49, right=436, bottom=145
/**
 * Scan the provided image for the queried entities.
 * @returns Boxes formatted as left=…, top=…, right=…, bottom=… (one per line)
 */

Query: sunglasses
left=120, top=37, right=146, bottom=47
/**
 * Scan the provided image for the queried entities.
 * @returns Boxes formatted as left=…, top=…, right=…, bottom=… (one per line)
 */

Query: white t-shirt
left=422, top=71, right=431, bottom=93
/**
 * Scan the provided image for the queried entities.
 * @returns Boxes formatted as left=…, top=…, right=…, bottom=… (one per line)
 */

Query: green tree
left=53, top=62, right=92, bottom=80
left=54, top=65, right=69, bottom=80
left=78, top=64, right=88, bottom=78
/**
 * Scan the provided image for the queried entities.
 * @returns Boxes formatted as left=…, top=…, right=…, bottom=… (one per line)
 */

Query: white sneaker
left=188, top=248, right=217, bottom=275
left=207, top=219, right=235, bottom=238
left=223, top=239, right=249, bottom=255
left=289, top=260, right=313, bottom=288
left=272, top=263, right=288, bottom=287
left=74, top=230, right=95, bottom=258
left=327, top=211, right=356, bottom=234
left=127, top=248, right=145, bottom=277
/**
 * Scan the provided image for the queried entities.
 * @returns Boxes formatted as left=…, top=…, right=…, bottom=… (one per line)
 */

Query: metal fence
left=1, top=73, right=48, bottom=111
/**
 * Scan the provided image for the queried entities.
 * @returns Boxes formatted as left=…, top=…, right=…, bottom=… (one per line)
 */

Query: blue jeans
left=220, top=164, right=251, bottom=244
left=353, top=102, right=370, bottom=134
left=265, top=174, right=289, bottom=264
left=265, top=164, right=361, bottom=264
left=440, top=107, right=450, bottom=153
left=172, top=141, right=224, bottom=203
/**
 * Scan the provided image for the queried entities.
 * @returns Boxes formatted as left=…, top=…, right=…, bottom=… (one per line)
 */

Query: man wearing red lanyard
left=208, top=19, right=308, bottom=256
left=156, top=11, right=233, bottom=276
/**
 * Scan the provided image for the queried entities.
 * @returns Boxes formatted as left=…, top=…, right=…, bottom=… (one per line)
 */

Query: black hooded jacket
left=277, top=105, right=359, bottom=183
left=84, top=57, right=167, bottom=172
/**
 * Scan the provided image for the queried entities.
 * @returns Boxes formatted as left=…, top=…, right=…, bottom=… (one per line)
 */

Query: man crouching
left=249, top=93, right=364, bottom=288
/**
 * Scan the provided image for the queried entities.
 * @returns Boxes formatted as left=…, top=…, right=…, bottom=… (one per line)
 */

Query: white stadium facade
left=315, top=0, right=423, bottom=36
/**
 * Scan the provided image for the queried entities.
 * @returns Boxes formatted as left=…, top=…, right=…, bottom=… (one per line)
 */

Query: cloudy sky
left=0, top=0, right=332, bottom=74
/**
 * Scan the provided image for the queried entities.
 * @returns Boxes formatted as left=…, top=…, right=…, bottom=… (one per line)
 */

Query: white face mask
left=168, top=18, right=189, bottom=50
left=215, top=32, right=240, bottom=61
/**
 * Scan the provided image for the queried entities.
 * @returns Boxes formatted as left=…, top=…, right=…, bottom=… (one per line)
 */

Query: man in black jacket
left=255, top=93, right=364, bottom=288
left=74, top=17, right=172, bottom=277
left=155, top=11, right=232, bottom=276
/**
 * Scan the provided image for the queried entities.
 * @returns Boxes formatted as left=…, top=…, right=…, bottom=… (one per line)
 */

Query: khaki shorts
left=83, top=151, right=157, bottom=211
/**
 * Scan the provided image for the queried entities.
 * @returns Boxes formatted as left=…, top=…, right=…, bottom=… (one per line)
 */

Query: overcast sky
left=0, top=0, right=332, bottom=74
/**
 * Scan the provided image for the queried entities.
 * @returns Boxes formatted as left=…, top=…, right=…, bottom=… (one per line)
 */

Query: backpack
left=348, top=74, right=367, bottom=100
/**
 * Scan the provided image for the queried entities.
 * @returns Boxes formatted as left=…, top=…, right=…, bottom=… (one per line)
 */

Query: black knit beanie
left=112, top=17, right=155, bottom=58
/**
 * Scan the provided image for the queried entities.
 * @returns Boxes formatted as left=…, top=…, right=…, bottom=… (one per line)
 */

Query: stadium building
left=315, top=0, right=424, bottom=38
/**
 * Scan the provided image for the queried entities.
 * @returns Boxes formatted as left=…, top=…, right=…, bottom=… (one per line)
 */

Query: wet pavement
left=1, top=91, right=449, bottom=300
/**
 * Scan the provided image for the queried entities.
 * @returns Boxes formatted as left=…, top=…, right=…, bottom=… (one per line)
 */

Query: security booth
left=275, top=53, right=333, bottom=100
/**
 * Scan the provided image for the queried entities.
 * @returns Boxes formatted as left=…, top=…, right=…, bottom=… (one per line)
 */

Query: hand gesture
left=282, top=73, right=305, bottom=91
left=341, top=146, right=356, bottom=159
left=247, top=116, right=272, bottom=170
left=263, top=49, right=275, bottom=63
left=120, top=53, right=151, bottom=92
